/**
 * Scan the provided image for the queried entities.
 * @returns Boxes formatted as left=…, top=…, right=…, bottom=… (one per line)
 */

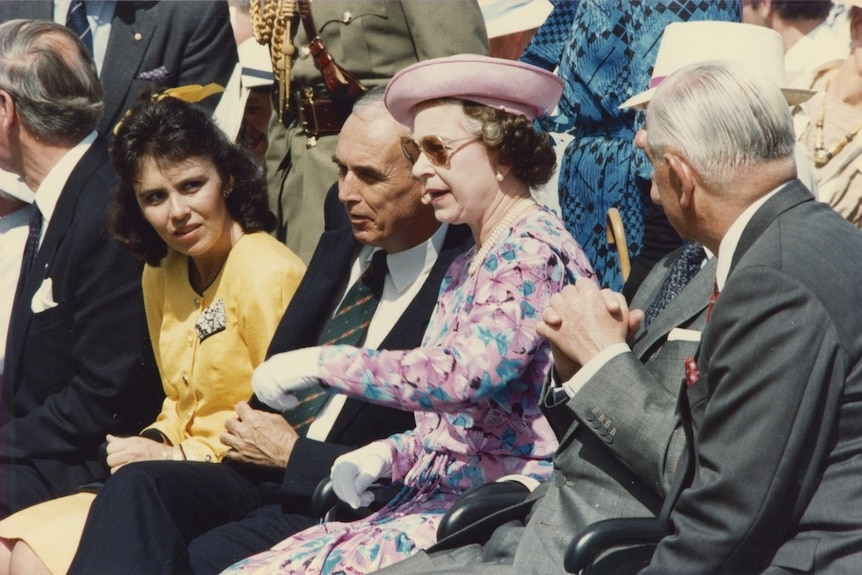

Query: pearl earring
left=495, top=170, right=504, bottom=182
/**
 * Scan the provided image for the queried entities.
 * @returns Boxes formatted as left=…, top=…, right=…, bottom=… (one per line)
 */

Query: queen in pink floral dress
left=227, top=55, right=596, bottom=575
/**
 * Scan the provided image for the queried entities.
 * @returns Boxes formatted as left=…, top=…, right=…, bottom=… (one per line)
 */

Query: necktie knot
left=361, top=249, right=388, bottom=297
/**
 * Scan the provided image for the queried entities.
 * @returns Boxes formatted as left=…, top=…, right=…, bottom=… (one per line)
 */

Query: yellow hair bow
left=113, top=83, right=225, bottom=135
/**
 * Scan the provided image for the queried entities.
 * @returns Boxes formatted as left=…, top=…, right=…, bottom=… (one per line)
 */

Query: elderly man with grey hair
left=635, top=59, right=862, bottom=574
left=0, top=19, right=161, bottom=516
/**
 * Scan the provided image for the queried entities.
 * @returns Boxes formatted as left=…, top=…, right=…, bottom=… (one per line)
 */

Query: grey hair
left=351, top=85, right=388, bottom=118
left=645, top=60, right=796, bottom=189
left=0, top=19, right=103, bottom=144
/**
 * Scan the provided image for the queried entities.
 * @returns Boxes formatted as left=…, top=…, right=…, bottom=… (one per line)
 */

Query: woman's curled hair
left=109, top=91, right=276, bottom=265
left=461, top=100, right=556, bottom=189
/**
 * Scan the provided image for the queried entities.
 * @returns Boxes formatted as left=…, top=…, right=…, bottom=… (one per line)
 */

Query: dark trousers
left=188, top=504, right=318, bottom=574
left=0, top=463, right=57, bottom=519
left=67, top=461, right=263, bottom=575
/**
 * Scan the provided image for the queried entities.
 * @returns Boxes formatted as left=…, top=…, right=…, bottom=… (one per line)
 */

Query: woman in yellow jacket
left=0, top=89, right=305, bottom=575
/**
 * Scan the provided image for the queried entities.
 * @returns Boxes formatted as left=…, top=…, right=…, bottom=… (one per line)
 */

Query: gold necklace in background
left=813, top=80, right=862, bottom=168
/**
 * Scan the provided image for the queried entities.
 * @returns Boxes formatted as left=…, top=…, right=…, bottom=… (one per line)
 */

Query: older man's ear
left=665, top=152, right=696, bottom=208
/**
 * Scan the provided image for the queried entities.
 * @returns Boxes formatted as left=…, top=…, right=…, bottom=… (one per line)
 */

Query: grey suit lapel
left=630, top=257, right=716, bottom=359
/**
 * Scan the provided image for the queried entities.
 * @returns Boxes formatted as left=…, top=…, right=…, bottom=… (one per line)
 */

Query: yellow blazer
left=142, top=232, right=305, bottom=461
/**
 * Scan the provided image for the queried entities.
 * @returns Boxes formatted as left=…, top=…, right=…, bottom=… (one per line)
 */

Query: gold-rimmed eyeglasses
left=401, top=135, right=480, bottom=167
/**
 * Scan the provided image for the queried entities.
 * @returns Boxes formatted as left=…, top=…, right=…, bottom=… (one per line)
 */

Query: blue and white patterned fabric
left=521, top=0, right=741, bottom=290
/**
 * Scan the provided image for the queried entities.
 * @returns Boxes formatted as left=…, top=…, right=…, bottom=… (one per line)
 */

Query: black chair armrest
left=311, top=476, right=402, bottom=523
left=311, top=476, right=339, bottom=519
left=433, top=480, right=532, bottom=549
left=564, top=518, right=666, bottom=574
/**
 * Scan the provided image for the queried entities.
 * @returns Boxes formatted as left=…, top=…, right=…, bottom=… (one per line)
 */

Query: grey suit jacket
left=500, top=249, right=716, bottom=574
left=0, top=1, right=236, bottom=136
left=393, top=246, right=717, bottom=575
left=646, top=181, right=862, bottom=574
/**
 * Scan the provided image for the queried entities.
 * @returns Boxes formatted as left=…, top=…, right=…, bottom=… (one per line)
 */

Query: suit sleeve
left=644, top=267, right=845, bottom=573
left=315, top=241, right=575, bottom=412
left=568, top=347, right=687, bottom=497
left=401, top=0, right=489, bottom=58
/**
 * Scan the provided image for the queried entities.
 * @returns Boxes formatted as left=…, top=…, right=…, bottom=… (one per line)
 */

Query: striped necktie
left=66, top=1, right=93, bottom=55
left=284, top=250, right=388, bottom=436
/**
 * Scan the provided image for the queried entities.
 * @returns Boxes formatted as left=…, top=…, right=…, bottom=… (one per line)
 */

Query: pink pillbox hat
left=384, top=54, right=564, bottom=127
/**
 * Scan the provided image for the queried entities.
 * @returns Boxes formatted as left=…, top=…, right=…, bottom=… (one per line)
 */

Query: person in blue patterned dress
left=521, top=0, right=741, bottom=294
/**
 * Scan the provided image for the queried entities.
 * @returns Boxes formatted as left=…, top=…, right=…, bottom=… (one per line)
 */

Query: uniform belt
left=293, top=88, right=347, bottom=140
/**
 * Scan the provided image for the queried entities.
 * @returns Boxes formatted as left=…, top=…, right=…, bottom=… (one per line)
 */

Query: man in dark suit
left=0, top=0, right=237, bottom=137
left=262, top=0, right=488, bottom=263
left=633, top=61, right=862, bottom=573
left=0, top=20, right=162, bottom=517
left=66, top=88, right=473, bottom=575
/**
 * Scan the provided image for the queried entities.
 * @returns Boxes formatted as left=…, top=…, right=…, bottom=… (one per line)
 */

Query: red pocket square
left=684, top=356, right=700, bottom=386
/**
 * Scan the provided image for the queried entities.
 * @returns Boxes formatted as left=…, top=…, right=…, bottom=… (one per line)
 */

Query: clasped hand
left=537, top=278, right=643, bottom=381
left=251, top=346, right=324, bottom=411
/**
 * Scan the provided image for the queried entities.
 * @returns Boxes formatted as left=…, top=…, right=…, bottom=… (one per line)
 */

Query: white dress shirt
left=32, top=131, right=98, bottom=249
left=52, top=1, right=116, bottom=74
left=306, top=223, right=449, bottom=440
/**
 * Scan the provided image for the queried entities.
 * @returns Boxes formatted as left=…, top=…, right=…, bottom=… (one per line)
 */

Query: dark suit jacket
left=264, top=221, right=473, bottom=501
left=647, top=181, right=862, bottom=574
left=0, top=137, right=162, bottom=505
left=0, top=1, right=237, bottom=136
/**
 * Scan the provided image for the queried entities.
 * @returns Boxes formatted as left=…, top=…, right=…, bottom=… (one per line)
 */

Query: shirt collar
left=360, top=223, right=448, bottom=294
left=34, top=131, right=97, bottom=225
left=715, top=183, right=786, bottom=291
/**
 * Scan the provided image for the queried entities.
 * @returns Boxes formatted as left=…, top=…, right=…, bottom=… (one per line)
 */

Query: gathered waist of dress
left=574, top=118, right=635, bottom=139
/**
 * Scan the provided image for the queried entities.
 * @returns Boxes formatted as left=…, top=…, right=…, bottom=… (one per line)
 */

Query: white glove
left=330, top=442, right=393, bottom=509
left=252, top=347, right=322, bottom=411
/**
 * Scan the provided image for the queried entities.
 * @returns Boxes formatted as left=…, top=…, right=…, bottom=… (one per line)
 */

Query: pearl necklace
left=468, top=197, right=536, bottom=275
left=813, top=81, right=862, bottom=168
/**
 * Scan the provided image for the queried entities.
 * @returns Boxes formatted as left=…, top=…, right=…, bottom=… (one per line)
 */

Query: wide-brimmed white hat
left=620, top=21, right=815, bottom=109
left=212, top=38, right=274, bottom=140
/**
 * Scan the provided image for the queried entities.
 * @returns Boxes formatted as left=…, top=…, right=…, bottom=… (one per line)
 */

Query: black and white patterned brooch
left=195, top=298, right=226, bottom=342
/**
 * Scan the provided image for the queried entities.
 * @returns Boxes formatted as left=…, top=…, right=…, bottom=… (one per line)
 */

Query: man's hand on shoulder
left=221, top=401, right=298, bottom=469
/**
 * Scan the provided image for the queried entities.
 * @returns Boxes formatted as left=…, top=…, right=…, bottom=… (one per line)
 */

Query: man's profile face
left=334, top=111, right=434, bottom=253
left=636, top=125, right=684, bottom=233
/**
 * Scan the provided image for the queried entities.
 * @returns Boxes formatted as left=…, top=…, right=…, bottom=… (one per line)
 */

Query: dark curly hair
left=759, top=0, right=833, bottom=20
left=458, top=99, right=556, bottom=188
left=109, top=91, right=276, bottom=266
